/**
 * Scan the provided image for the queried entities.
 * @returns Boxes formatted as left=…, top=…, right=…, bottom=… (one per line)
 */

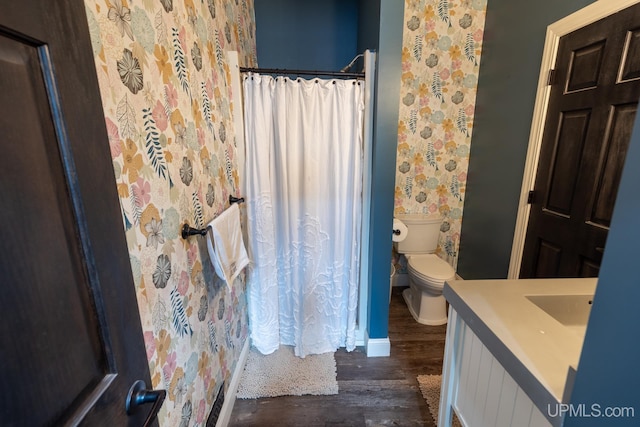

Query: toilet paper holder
left=392, top=229, right=402, bottom=235
left=181, top=195, right=245, bottom=239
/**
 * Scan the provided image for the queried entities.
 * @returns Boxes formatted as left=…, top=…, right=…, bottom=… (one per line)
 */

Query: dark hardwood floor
left=228, top=286, right=448, bottom=426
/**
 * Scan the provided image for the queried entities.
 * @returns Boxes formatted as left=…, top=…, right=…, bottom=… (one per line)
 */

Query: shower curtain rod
left=239, top=66, right=364, bottom=78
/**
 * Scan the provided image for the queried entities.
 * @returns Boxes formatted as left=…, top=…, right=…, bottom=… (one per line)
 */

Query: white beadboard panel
left=455, top=320, right=475, bottom=419
left=494, top=371, right=518, bottom=427
left=481, top=359, right=505, bottom=427
left=530, top=403, right=551, bottom=427
left=463, top=333, right=484, bottom=417
left=512, top=388, right=534, bottom=426
left=441, top=309, right=553, bottom=427
left=471, top=345, right=494, bottom=423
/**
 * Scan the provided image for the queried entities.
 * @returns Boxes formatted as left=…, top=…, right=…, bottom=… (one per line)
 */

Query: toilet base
left=402, top=288, right=448, bottom=326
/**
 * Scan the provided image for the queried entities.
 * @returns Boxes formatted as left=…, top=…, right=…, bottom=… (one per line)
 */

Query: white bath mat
left=417, top=374, right=462, bottom=427
left=237, top=345, right=338, bottom=399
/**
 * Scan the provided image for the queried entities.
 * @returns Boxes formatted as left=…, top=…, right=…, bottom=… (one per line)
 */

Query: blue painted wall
left=365, top=0, right=403, bottom=339
left=253, top=0, right=359, bottom=71
left=356, top=0, right=380, bottom=60
left=457, top=0, right=595, bottom=279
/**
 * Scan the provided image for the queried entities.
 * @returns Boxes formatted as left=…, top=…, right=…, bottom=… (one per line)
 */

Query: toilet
left=394, top=214, right=455, bottom=325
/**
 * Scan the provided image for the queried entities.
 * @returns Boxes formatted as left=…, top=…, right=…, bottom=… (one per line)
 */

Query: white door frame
left=508, top=0, right=640, bottom=279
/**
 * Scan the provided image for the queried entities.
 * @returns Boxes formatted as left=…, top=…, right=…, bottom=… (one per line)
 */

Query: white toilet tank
left=395, top=214, right=442, bottom=254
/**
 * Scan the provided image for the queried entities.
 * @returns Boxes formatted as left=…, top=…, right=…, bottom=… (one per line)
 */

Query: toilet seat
left=407, top=254, right=455, bottom=290
left=402, top=254, right=454, bottom=326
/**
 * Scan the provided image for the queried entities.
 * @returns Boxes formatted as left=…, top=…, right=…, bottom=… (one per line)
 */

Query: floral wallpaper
left=395, top=0, right=487, bottom=269
left=83, top=0, right=256, bottom=424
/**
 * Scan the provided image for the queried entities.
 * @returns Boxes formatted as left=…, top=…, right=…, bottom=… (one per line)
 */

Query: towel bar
left=181, top=195, right=245, bottom=239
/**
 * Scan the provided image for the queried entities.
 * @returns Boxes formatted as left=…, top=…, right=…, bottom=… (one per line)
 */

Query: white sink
left=525, top=294, right=593, bottom=336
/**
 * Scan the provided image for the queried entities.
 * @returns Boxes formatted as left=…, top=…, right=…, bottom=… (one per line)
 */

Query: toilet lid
left=407, top=254, right=455, bottom=281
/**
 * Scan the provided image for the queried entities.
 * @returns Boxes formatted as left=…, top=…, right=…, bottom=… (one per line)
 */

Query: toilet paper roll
left=392, top=218, right=408, bottom=242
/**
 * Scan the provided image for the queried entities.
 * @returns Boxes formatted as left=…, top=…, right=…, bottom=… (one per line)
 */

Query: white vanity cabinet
left=438, top=278, right=596, bottom=427
left=439, top=308, right=552, bottom=427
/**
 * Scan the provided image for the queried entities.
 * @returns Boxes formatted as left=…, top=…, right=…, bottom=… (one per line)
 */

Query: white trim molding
left=365, top=330, right=391, bottom=357
left=508, top=0, right=640, bottom=279
left=216, top=338, right=250, bottom=427
left=356, top=50, right=377, bottom=348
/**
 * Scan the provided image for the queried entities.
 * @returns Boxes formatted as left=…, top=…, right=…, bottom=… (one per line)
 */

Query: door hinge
left=527, top=190, right=535, bottom=204
left=547, top=69, right=557, bottom=86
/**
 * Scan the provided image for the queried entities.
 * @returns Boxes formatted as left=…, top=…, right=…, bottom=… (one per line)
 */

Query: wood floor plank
left=229, top=286, right=447, bottom=426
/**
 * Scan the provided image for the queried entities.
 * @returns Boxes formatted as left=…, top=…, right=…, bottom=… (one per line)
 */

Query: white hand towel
left=206, top=203, right=250, bottom=288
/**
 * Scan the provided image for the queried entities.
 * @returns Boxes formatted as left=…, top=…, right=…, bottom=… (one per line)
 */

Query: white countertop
left=444, top=278, right=597, bottom=404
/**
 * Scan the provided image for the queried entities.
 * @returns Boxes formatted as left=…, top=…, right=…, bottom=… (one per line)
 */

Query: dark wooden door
left=520, top=3, right=640, bottom=278
left=0, top=1, right=159, bottom=425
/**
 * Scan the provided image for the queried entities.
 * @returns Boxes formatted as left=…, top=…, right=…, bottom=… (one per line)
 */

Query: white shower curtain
left=243, top=74, right=364, bottom=357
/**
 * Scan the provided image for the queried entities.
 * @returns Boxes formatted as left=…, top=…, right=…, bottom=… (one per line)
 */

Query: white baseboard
left=365, top=330, right=391, bottom=357
left=216, top=338, right=250, bottom=427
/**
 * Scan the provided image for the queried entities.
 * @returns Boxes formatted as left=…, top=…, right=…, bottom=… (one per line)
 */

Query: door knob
left=125, top=380, right=166, bottom=426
